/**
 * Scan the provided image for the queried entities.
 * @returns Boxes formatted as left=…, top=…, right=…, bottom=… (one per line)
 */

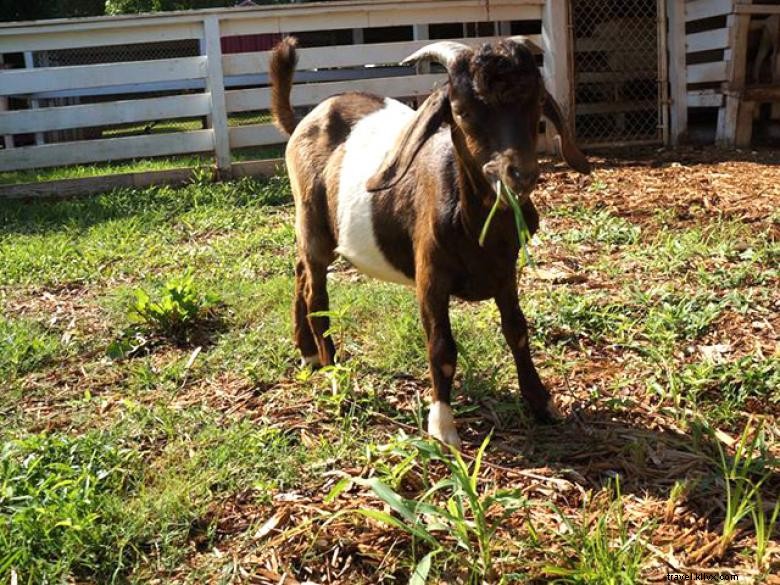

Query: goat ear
left=542, top=89, right=591, bottom=175
left=366, top=90, right=451, bottom=191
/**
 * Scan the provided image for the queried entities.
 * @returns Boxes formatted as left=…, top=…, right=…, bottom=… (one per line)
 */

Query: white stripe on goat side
left=336, top=98, right=415, bottom=286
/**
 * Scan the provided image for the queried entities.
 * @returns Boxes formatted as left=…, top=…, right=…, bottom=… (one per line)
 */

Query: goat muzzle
left=482, top=160, right=537, bottom=206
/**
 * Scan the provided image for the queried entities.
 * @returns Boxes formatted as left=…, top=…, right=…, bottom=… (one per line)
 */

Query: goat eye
left=456, top=110, right=470, bottom=121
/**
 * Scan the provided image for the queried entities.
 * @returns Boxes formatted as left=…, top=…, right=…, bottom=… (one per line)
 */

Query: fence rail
left=0, top=0, right=559, bottom=176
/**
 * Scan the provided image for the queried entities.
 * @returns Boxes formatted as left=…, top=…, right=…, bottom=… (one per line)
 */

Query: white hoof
left=428, top=402, right=462, bottom=450
left=301, top=354, right=321, bottom=368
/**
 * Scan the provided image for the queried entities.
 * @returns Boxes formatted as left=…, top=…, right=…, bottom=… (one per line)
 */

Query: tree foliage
left=0, top=0, right=105, bottom=22
left=104, top=0, right=234, bottom=16
left=0, top=0, right=288, bottom=21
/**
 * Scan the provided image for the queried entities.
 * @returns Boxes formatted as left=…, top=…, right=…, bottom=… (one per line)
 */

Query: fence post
left=0, top=54, right=13, bottom=149
left=542, top=0, right=573, bottom=153
left=666, top=0, right=687, bottom=145
left=716, top=7, right=751, bottom=147
left=203, top=15, right=232, bottom=174
left=24, top=51, right=45, bottom=146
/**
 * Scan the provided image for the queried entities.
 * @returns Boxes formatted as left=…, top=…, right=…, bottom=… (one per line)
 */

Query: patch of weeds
left=639, top=289, right=724, bottom=343
left=109, top=273, right=223, bottom=357
left=752, top=492, right=780, bottom=573
left=0, top=431, right=141, bottom=583
left=697, top=262, right=777, bottom=290
left=545, top=478, right=652, bottom=584
left=528, top=289, right=636, bottom=347
left=332, top=433, right=527, bottom=583
left=638, top=222, right=764, bottom=276
left=715, top=420, right=774, bottom=558
left=562, top=209, right=641, bottom=247
left=647, top=354, right=779, bottom=420
left=0, top=317, right=63, bottom=381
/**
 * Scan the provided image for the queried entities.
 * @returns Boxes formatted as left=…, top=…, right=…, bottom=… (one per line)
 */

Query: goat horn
left=508, top=35, right=543, bottom=55
left=401, top=41, right=473, bottom=70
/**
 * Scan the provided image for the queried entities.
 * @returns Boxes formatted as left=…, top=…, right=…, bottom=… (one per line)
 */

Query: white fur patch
left=335, top=98, right=415, bottom=286
left=301, top=354, right=321, bottom=368
left=428, top=401, right=462, bottom=449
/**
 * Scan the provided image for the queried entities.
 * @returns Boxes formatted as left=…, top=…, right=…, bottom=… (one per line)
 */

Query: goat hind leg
left=304, top=260, right=337, bottom=366
left=293, top=259, right=321, bottom=367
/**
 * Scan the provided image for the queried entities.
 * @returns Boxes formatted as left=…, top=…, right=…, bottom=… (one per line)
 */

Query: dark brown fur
left=269, top=37, right=590, bottom=437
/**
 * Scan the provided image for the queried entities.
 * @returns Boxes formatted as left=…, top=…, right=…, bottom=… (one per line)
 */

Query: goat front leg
left=417, top=274, right=461, bottom=449
left=495, top=283, right=561, bottom=423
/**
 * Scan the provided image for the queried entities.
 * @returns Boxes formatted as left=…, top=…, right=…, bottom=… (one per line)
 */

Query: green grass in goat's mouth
left=479, top=179, right=533, bottom=267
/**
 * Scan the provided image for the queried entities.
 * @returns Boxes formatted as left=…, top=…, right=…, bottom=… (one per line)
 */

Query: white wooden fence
left=0, top=0, right=575, bottom=176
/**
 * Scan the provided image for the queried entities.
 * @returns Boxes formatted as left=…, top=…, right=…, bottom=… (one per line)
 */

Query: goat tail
left=269, top=36, right=299, bottom=135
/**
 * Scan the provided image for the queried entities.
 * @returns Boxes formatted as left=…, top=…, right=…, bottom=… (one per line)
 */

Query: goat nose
left=506, top=165, right=538, bottom=191
left=507, top=165, right=524, bottom=182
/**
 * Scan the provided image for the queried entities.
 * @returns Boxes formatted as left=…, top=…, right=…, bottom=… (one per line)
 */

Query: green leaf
left=470, top=431, right=492, bottom=492
left=324, top=477, right=352, bottom=504
left=355, top=509, right=437, bottom=546
left=357, top=478, right=417, bottom=524
left=410, top=551, right=437, bottom=585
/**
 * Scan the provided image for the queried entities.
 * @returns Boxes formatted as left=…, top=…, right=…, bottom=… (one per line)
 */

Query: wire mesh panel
left=571, top=0, right=661, bottom=145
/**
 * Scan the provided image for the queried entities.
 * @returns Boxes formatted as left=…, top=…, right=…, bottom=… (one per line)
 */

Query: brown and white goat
left=270, top=37, right=591, bottom=448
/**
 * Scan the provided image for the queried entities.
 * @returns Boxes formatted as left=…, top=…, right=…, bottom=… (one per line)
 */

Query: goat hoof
left=428, top=401, right=462, bottom=450
left=301, top=354, right=322, bottom=369
left=535, top=398, right=564, bottom=424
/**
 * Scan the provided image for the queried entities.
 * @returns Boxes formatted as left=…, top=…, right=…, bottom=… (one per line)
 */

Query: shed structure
left=667, top=0, right=780, bottom=146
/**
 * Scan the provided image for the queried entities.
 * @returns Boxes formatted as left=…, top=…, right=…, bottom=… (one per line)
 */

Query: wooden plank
left=0, top=56, right=12, bottom=148
left=735, top=4, right=780, bottom=14
left=735, top=100, right=755, bottom=146
left=667, top=0, right=688, bottom=144
left=659, top=0, right=670, bottom=145
left=1, top=56, right=207, bottom=96
left=0, top=166, right=199, bottom=199
left=225, top=73, right=446, bottom=113
left=24, top=51, right=44, bottom=146
left=685, top=0, right=732, bottom=22
left=687, top=89, right=724, bottom=107
left=542, top=0, right=573, bottom=153
left=229, top=124, right=285, bottom=148
left=222, top=35, right=542, bottom=76
left=203, top=16, right=231, bottom=171
left=0, top=22, right=204, bottom=53
left=220, top=4, right=542, bottom=37
left=686, top=28, right=730, bottom=53
left=744, top=85, right=780, bottom=101
left=231, top=158, right=285, bottom=178
left=0, top=93, right=210, bottom=135
left=687, top=61, right=728, bottom=83
left=717, top=13, right=751, bottom=146
left=0, top=158, right=286, bottom=199
left=0, top=130, right=213, bottom=171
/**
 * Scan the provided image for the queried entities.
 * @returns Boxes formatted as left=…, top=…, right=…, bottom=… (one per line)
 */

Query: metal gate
left=570, top=0, right=667, bottom=146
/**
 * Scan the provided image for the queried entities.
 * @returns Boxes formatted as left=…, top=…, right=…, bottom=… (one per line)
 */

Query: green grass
left=0, top=317, right=65, bottom=382
left=545, top=479, right=652, bottom=584
left=0, top=145, right=284, bottom=186
left=1, top=164, right=778, bottom=583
